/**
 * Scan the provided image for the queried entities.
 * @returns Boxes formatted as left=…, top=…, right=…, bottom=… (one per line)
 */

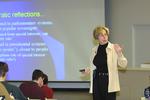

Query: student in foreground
left=0, top=82, right=14, bottom=100
left=0, top=61, right=27, bottom=100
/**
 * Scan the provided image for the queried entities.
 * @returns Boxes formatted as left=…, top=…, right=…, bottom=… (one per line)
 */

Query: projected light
left=0, top=0, right=104, bottom=82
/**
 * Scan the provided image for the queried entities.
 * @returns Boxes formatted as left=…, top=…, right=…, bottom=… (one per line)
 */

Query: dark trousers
left=93, top=73, right=116, bottom=100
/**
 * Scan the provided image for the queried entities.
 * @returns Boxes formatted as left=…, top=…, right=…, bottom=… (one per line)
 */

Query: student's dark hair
left=32, top=69, right=43, bottom=80
left=0, top=61, right=8, bottom=77
left=43, top=74, right=48, bottom=85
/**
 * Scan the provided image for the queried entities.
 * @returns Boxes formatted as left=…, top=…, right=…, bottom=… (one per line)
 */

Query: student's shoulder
left=5, top=83, right=19, bottom=90
left=20, top=81, right=35, bottom=87
left=2, top=82, right=16, bottom=88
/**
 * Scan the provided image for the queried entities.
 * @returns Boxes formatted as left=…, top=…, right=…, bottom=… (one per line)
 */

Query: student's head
left=43, top=74, right=48, bottom=85
left=32, top=69, right=44, bottom=86
left=0, top=61, right=8, bottom=81
left=93, top=26, right=109, bottom=45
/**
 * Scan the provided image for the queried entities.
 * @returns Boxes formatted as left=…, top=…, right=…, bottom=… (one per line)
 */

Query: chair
left=0, top=82, right=13, bottom=100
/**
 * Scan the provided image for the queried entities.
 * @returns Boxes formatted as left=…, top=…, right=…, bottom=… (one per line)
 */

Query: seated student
left=41, top=74, right=54, bottom=99
left=20, top=69, right=45, bottom=100
left=0, top=82, right=14, bottom=100
left=0, top=61, right=27, bottom=100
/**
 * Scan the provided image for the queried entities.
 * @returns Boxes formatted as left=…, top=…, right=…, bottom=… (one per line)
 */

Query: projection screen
left=0, top=0, right=105, bottom=81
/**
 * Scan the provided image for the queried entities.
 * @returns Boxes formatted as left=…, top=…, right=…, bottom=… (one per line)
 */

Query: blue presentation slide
left=0, top=1, right=65, bottom=80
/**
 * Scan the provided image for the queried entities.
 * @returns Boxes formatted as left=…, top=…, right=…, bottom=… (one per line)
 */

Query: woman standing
left=84, top=26, right=127, bottom=100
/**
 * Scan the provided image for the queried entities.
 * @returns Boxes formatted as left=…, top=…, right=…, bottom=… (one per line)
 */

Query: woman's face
left=97, top=30, right=108, bottom=45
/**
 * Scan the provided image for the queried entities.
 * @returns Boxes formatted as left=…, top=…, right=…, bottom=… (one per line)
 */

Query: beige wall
left=117, top=69, right=150, bottom=100
left=108, top=0, right=150, bottom=66
left=54, top=90, right=92, bottom=100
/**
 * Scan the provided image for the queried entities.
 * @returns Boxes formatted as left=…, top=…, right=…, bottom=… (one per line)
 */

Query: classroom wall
left=107, top=0, right=150, bottom=66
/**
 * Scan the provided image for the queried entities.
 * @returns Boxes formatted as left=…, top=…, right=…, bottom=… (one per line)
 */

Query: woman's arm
left=114, top=44, right=128, bottom=68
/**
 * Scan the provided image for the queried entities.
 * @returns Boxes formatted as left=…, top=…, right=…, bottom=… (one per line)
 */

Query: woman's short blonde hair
left=93, top=26, right=109, bottom=39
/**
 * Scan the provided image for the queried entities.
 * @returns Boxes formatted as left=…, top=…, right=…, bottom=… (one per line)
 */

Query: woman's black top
left=93, top=42, right=108, bottom=73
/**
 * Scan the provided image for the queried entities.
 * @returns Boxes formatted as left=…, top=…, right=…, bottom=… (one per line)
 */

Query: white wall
left=108, top=0, right=150, bottom=66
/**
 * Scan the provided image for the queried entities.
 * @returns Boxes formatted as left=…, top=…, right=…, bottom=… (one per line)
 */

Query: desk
left=117, top=68, right=150, bottom=100
left=141, top=97, right=146, bottom=100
